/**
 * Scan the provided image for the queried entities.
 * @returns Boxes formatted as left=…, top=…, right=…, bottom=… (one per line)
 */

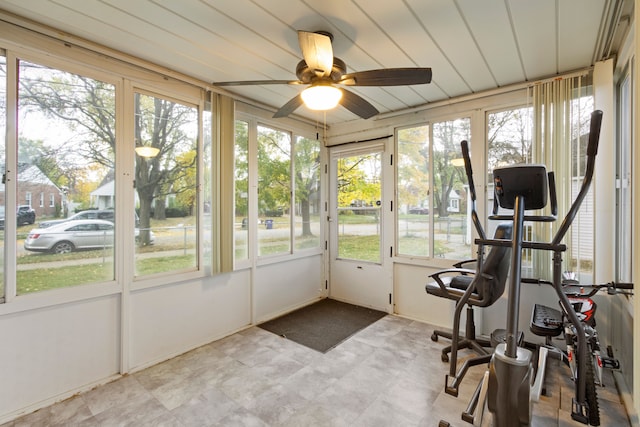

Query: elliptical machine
left=440, top=109, right=603, bottom=426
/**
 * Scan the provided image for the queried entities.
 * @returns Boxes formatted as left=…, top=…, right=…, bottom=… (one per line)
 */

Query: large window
left=257, top=125, right=292, bottom=256
left=234, top=119, right=321, bottom=263
left=397, top=125, right=430, bottom=257
left=293, top=136, right=321, bottom=251
left=567, top=95, right=596, bottom=280
left=616, top=66, right=633, bottom=282
left=487, top=106, right=534, bottom=270
left=202, top=99, right=213, bottom=269
left=0, top=56, right=206, bottom=298
left=487, top=81, right=594, bottom=280
left=234, top=120, right=249, bottom=261
left=17, top=60, right=116, bottom=294
left=396, top=118, right=471, bottom=260
left=133, top=92, right=199, bottom=277
left=0, top=52, right=5, bottom=301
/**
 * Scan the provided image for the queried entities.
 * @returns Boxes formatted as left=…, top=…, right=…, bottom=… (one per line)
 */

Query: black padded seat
left=425, top=222, right=513, bottom=392
left=426, top=274, right=474, bottom=297
left=426, top=222, right=512, bottom=308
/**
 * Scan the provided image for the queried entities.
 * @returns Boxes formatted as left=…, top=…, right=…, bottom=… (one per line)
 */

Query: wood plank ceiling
left=0, top=0, right=632, bottom=125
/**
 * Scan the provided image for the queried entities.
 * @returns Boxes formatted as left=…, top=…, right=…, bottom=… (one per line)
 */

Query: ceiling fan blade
left=340, top=89, right=379, bottom=119
left=215, top=80, right=302, bottom=86
left=339, top=68, right=432, bottom=86
left=272, top=94, right=304, bottom=118
left=298, top=31, right=333, bottom=78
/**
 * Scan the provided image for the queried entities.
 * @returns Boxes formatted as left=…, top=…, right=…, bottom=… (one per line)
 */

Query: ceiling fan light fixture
left=301, top=83, right=342, bottom=110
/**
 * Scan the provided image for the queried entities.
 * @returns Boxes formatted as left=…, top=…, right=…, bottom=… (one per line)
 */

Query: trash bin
left=265, top=219, right=273, bottom=229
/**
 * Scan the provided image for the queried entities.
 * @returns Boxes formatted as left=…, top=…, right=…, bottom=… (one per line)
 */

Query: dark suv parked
left=17, top=205, right=36, bottom=225
left=0, top=205, right=36, bottom=229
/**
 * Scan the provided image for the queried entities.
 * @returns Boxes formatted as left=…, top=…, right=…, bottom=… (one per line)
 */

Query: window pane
left=0, top=53, right=5, bottom=300
left=570, top=95, right=595, bottom=281
left=617, top=72, right=632, bottom=282
left=294, top=136, right=321, bottom=251
left=397, top=125, right=430, bottom=257
left=487, top=107, right=533, bottom=271
left=134, top=93, right=198, bottom=277
left=234, top=120, right=249, bottom=261
left=17, top=60, right=116, bottom=294
left=257, top=125, right=291, bottom=256
left=202, top=100, right=213, bottom=269
left=337, top=152, right=381, bottom=263
left=432, top=118, right=470, bottom=260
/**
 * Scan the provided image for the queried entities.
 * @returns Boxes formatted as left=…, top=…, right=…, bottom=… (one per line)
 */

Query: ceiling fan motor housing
left=296, top=57, right=347, bottom=83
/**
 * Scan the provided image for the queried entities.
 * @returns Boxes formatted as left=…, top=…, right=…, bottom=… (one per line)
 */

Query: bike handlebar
left=522, top=278, right=633, bottom=297
left=562, top=281, right=634, bottom=298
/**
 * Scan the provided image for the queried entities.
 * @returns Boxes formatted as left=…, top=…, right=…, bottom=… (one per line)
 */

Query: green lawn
left=15, top=253, right=196, bottom=295
left=9, top=215, right=466, bottom=295
left=338, top=234, right=380, bottom=262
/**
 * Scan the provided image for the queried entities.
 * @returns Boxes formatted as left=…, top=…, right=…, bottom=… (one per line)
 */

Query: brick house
left=0, top=164, right=64, bottom=219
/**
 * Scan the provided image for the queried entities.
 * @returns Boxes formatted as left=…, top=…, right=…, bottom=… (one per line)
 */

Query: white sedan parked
left=24, top=219, right=154, bottom=254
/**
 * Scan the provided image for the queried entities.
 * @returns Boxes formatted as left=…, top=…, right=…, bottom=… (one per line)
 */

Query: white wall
left=0, top=295, right=121, bottom=420
left=0, top=254, right=323, bottom=423
left=394, top=263, right=455, bottom=328
left=253, top=255, right=324, bottom=323
left=130, top=271, right=252, bottom=370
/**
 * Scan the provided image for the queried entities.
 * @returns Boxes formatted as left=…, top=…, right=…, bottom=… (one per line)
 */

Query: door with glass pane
left=329, top=143, right=390, bottom=311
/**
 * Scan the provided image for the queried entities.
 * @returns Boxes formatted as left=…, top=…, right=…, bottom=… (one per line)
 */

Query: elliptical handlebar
left=461, top=140, right=487, bottom=241
left=587, top=110, right=603, bottom=156
left=461, top=140, right=476, bottom=201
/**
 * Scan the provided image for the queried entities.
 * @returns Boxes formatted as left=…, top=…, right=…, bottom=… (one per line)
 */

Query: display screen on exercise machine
left=493, top=164, right=548, bottom=210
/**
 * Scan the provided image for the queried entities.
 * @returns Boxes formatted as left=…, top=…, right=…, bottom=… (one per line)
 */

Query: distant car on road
left=408, top=207, right=429, bottom=215
left=39, top=209, right=139, bottom=228
left=24, top=219, right=154, bottom=254
left=0, top=205, right=36, bottom=229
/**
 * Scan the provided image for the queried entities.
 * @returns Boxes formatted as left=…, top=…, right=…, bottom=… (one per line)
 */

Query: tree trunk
left=154, top=198, right=166, bottom=220
left=301, top=198, right=312, bottom=236
left=138, top=195, right=154, bottom=246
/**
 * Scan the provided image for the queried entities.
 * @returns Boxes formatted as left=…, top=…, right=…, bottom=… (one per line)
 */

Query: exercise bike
left=438, top=109, right=603, bottom=426
left=530, top=277, right=633, bottom=426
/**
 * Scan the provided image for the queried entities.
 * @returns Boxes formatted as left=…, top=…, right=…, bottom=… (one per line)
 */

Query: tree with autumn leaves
left=16, top=63, right=197, bottom=246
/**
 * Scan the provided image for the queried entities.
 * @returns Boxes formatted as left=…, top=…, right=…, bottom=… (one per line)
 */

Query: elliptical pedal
left=530, top=303, right=563, bottom=337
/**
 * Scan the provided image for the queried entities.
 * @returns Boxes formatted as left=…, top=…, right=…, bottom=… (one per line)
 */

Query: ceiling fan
left=215, top=31, right=432, bottom=120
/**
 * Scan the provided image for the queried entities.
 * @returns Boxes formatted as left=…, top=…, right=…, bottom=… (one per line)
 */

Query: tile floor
left=1, top=315, right=631, bottom=426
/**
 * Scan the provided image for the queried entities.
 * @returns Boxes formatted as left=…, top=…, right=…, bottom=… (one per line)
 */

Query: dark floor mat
left=258, top=298, right=387, bottom=353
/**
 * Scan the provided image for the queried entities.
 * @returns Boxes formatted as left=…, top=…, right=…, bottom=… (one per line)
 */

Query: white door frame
left=327, top=139, right=393, bottom=312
